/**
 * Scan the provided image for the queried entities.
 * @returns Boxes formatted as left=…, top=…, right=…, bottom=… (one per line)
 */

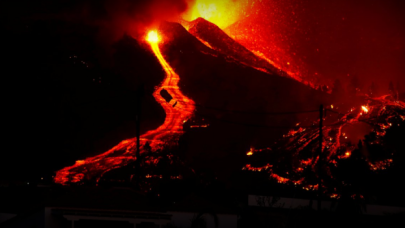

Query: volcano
left=54, top=18, right=329, bottom=185
left=184, top=18, right=280, bottom=75
left=52, top=14, right=405, bottom=207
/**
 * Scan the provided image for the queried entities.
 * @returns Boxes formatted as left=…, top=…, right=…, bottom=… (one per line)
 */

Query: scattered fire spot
left=362, top=106, right=369, bottom=113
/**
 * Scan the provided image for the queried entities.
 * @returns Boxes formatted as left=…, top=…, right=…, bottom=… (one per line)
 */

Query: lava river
left=54, top=31, right=195, bottom=185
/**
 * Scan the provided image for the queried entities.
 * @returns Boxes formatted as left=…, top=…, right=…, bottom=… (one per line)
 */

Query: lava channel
left=54, top=30, right=195, bottom=185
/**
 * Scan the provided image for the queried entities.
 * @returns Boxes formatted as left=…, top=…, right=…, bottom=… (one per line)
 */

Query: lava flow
left=244, top=95, right=405, bottom=198
left=54, top=31, right=195, bottom=185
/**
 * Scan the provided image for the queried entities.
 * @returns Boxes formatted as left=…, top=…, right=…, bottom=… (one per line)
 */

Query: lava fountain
left=182, top=0, right=246, bottom=29
left=54, top=30, right=195, bottom=185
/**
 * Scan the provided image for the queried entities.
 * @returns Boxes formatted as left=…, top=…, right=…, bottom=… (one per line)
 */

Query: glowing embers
left=361, top=105, right=369, bottom=114
left=182, top=2, right=315, bottom=89
left=225, top=15, right=313, bottom=88
left=182, top=0, right=317, bottom=89
left=329, top=193, right=340, bottom=199
left=284, top=127, right=306, bottom=137
left=252, top=51, right=314, bottom=88
left=369, top=159, right=393, bottom=171
left=243, top=163, right=272, bottom=172
left=54, top=30, right=195, bottom=185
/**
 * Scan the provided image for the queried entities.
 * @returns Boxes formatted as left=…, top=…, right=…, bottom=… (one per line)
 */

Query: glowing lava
left=146, top=30, right=160, bottom=43
left=362, top=105, right=369, bottom=113
left=54, top=30, right=195, bottom=185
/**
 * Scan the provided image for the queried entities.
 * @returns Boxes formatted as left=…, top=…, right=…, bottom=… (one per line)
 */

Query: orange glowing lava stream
left=244, top=94, right=405, bottom=191
left=54, top=31, right=195, bottom=185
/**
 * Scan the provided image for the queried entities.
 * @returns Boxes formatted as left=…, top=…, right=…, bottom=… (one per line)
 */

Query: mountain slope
left=187, top=18, right=280, bottom=75
left=156, top=21, right=331, bottom=179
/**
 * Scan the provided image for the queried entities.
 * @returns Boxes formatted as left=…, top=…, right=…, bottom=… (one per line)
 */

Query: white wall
left=248, top=195, right=405, bottom=215
left=169, top=211, right=237, bottom=228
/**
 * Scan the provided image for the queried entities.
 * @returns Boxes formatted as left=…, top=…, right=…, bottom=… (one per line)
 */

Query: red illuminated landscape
left=54, top=30, right=195, bottom=184
left=51, top=0, right=405, bottom=202
left=244, top=95, right=405, bottom=197
left=3, top=1, right=405, bottom=227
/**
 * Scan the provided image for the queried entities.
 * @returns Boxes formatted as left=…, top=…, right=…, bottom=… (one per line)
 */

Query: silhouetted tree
left=368, top=82, right=378, bottom=97
left=332, top=79, right=344, bottom=98
left=143, top=141, right=152, bottom=155
left=357, top=140, right=362, bottom=150
left=396, top=82, right=401, bottom=100
left=348, top=75, right=361, bottom=96
left=388, top=80, right=397, bottom=100
left=389, top=81, right=395, bottom=94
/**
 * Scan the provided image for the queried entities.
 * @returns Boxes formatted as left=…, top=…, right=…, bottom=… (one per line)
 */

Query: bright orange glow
left=271, top=173, right=289, bottom=184
left=362, top=106, right=369, bottom=113
left=330, top=193, right=340, bottom=199
left=252, top=50, right=315, bottom=88
left=75, top=160, right=85, bottom=165
left=243, top=163, right=272, bottom=172
left=54, top=31, right=195, bottom=185
left=146, top=30, right=161, bottom=43
left=183, top=0, right=245, bottom=29
left=338, top=151, right=351, bottom=159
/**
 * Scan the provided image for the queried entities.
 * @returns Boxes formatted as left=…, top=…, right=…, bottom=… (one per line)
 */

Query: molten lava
left=244, top=94, right=405, bottom=198
left=146, top=30, right=160, bottom=43
left=54, top=30, right=195, bottom=185
left=362, top=105, right=369, bottom=113
left=54, top=1, right=404, bottom=192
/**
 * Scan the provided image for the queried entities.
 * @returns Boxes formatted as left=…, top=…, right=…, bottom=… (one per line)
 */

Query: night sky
left=263, top=0, right=405, bottom=90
